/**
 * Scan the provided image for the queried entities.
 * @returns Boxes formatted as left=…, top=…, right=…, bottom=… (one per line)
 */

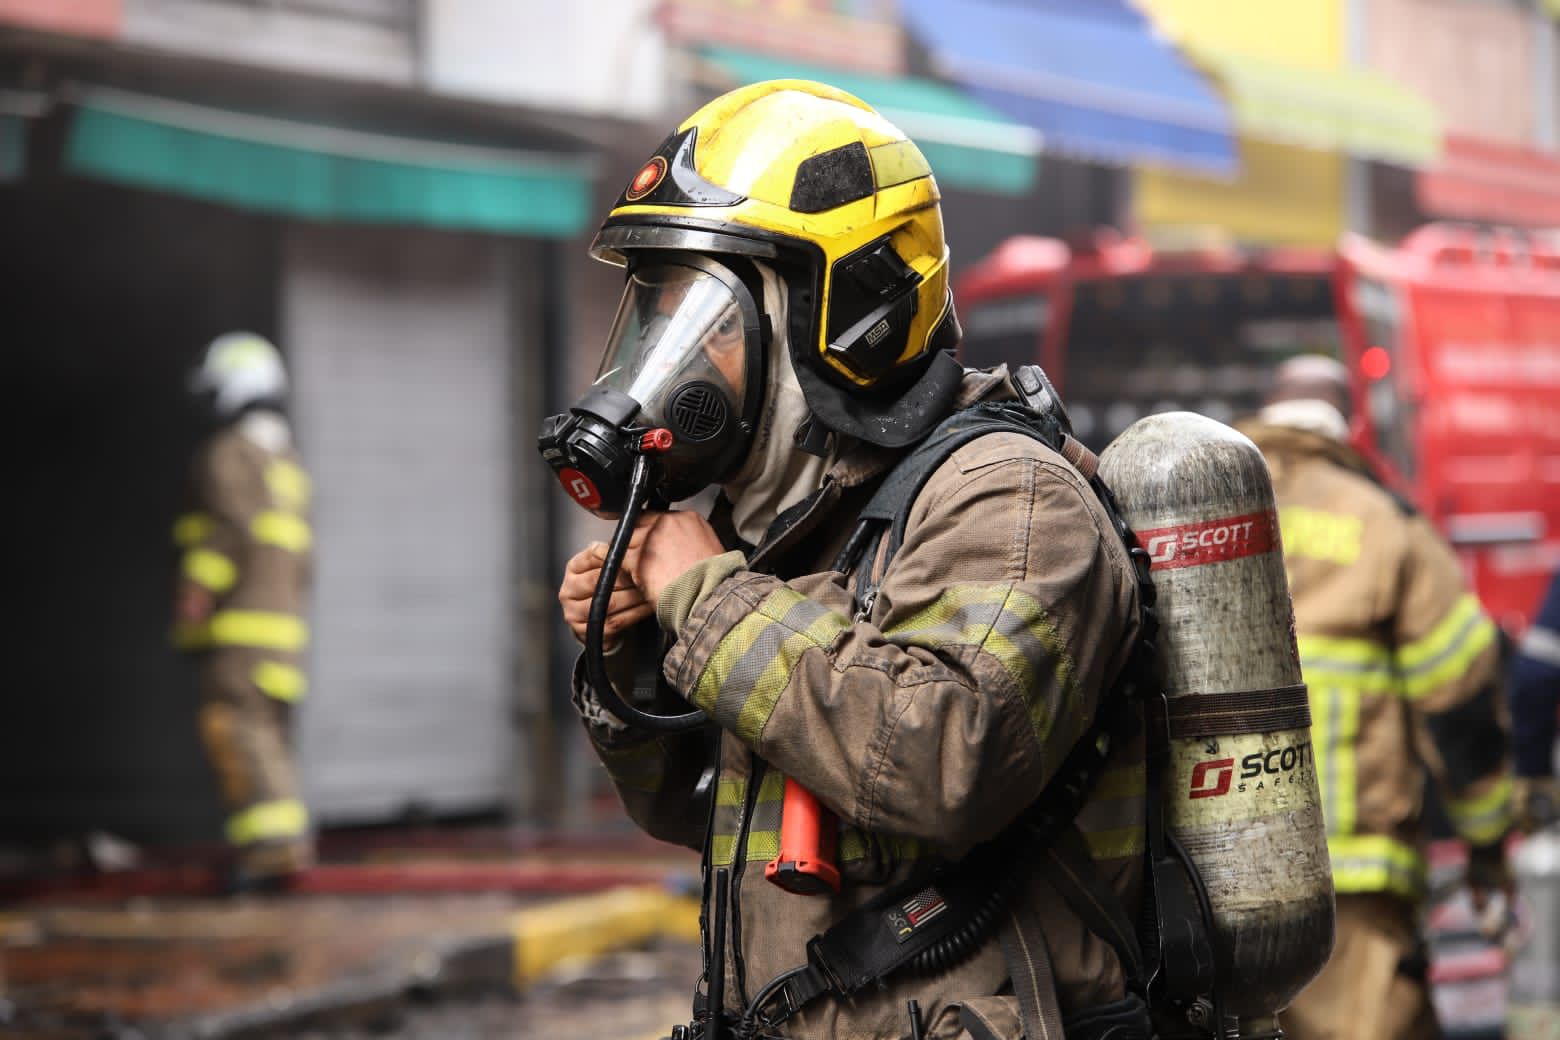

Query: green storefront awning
left=1185, top=45, right=1440, bottom=166
left=64, top=88, right=593, bottom=236
left=697, top=46, right=1041, bottom=197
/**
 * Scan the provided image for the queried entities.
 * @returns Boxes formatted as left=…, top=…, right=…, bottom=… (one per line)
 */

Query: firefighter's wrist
left=655, top=550, right=747, bottom=638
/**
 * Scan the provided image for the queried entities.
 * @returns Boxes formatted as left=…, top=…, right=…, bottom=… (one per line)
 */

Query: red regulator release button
left=558, top=467, right=602, bottom=510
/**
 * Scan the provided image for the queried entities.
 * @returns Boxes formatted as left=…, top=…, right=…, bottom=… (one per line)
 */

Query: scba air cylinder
left=1100, top=412, right=1334, bottom=1024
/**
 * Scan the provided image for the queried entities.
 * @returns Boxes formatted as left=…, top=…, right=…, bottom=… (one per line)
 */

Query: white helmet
left=191, top=332, right=288, bottom=419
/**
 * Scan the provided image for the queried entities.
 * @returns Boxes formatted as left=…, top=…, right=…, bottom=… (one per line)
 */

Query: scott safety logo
left=1188, top=741, right=1314, bottom=799
left=1138, top=510, right=1278, bottom=571
left=558, top=467, right=602, bottom=510
left=1188, top=758, right=1235, bottom=799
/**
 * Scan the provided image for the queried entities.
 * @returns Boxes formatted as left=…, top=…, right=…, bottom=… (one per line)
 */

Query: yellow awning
left=1184, top=44, right=1439, bottom=166
left=1179, top=44, right=1435, bottom=166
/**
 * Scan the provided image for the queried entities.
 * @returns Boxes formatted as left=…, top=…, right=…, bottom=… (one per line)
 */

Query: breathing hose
left=584, top=451, right=706, bottom=734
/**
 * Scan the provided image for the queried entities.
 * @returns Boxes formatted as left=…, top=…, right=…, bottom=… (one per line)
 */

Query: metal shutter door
left=285, top=224, right=516, bottom=823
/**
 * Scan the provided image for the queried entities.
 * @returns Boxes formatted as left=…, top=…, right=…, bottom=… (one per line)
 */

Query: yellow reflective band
left=226, top=798, right=309, bottom=846
left=1398, top=596, right=1497, bottom=701
left=208, top=610, right=308, bottom=651
left=252, top=511, right=312, bottom=552
left=265, top=459, right=311, bottom=511
left=711, top=834, right=738, bottom=867
left=1278, top=506, right=1362, bottom=564
left=1447, top=774, right=1515, bottom=846
left=182, top=548, right=236, bottom=594
left=173, top=512, right=214, bottom=547
left=714, top=776, right=747, bottom=808
left=252, top=661, right=307, bottom=702
left=1311, top=680, right=1362, bottom=837
left=1083, top=825, right=1145, bottom=862
left=1297, top=635, right=1395, bottom=694
left=693, top=586, right=849, bottom=744
left=1093, top=761, right=1147, bottom=801
left=742, top=829, right=782, bottom=863
left=1327, top=835, right=1425, bottom=899
left=887, top=584, right=1078, bottom=749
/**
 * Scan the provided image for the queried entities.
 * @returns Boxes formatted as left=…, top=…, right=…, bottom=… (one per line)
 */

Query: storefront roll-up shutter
left=63, top=87, right=592, bottom=236
left=286, top=225, right=518, bottom=823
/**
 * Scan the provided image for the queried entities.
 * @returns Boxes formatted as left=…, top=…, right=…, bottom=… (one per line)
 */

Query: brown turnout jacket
left=577, top=371, right=1143, bottom=1039
left=173, top=423, right=313, bottom=702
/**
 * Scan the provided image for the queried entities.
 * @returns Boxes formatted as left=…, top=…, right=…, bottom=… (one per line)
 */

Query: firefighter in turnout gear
left=175, top=332, right=314, bottom=889
left=552, top=81, right=1147, bottom=1038
left=1241, top=355, right=1515, bottom=1040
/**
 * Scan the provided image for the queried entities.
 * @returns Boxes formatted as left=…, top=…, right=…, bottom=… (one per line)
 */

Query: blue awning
left=899, top=0, right=1237, bottom=176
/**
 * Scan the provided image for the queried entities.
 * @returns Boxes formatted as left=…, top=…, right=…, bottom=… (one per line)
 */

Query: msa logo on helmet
left=1188, top=758, right=1235, bottom=799
left=1138, top=510, right=1278, bottom=571
left=624, top=156, right=668, bottom=202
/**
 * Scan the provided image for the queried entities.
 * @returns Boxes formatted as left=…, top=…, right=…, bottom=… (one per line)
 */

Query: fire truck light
left=1362, top=346, right=1392, bottom=380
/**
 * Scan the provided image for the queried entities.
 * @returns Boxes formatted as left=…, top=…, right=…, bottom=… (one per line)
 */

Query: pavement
left=0, top=835, right=702, bottom=1039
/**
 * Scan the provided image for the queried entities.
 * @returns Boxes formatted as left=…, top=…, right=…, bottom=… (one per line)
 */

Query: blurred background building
left=4, top=0, right=1558, bottom=847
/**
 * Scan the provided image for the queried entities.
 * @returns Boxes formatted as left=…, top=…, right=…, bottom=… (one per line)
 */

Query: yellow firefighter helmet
left=590, top=79, right=963, bottom=447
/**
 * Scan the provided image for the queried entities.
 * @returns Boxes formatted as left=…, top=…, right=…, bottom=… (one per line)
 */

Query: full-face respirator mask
left=539, top=253, right=767, bottom=516
left=537, top=253, right=770, bottom=732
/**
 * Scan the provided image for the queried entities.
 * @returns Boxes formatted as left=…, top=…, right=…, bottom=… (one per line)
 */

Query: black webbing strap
left=1165, top=683, right=1311, bottom=740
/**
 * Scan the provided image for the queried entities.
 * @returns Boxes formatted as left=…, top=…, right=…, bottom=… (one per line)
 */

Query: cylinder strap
left=1165, top=684, right=1311, bottom=739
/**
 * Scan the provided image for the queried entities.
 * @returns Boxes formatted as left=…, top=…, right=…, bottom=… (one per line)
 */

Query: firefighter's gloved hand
left=1514, top=776, right=1560, bottom=832
left=1465, top=839, right=1514, bottom=941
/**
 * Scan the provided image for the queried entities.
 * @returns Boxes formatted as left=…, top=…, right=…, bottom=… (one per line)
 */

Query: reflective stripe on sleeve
left=252, top=511, right=312, bottom=552
left=264, top=459, right=311, bottom=511
left=886, top=583, right=1078, bottom=749
left=692, top=587, right=850, bottom=745
left=252, top=661, right=307, bottom=702
left=1446, top=773, right=1515, bottom=846
left=173, top=512, right=214, bottom=547
left=1327, top=834, right=1426, bottom=900
left=226, top=798, right=309, bottom=846
left=182, top=548, right=237, bottom=594
left=1398, top=595, right=1497, bottom=701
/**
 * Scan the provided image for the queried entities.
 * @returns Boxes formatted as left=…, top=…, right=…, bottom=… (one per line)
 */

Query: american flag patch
left=887, top=886, right=947, bottom=943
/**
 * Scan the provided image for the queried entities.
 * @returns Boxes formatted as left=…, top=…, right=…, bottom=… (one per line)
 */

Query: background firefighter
left=1240, top=355, right=1516, bottom=1040
left=174, top=332, right=315, bottom=889
left=551, top=81, right=1147, bottom=1039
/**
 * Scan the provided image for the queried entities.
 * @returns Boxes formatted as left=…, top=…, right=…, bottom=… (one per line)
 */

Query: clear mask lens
left=594, top=263, right=752, bottom=425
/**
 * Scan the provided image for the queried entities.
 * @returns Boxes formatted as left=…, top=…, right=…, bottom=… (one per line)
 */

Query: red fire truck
left=956, top=225, right=1560, bottom=632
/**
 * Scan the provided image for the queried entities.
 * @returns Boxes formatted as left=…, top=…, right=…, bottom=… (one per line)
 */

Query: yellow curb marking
left=510, top=886, right=701, bottom=988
